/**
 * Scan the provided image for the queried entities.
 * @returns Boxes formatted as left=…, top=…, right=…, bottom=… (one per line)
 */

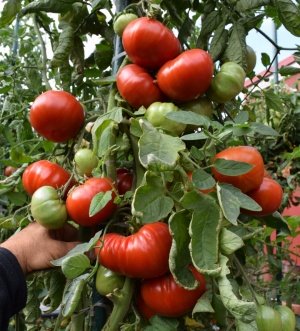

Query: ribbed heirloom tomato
left=29, top=90, right=85, bottom=143
left=245, top=177, right=283, bottom=216
left=66, top=177, right=116, bottom=227
left=212, top=146, right=264, bottom=193
left=116, top=64, right=164, bottom=109
left=140, top=266, right=206, bottom=317
left=122, top=17, right=181, bottom=70
left=22, top=160, right=73, bottom=196
left=95, top=222, right=171, bottom=279
left=157, top=49, right=214, bottom=102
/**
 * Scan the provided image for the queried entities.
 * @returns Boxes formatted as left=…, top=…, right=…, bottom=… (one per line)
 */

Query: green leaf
left=169, top=211, right=197, bottom=290
left=217, top=255, right=257, bottom=322
left=92, top=119, right=117, bottom=158
left=165, top=111, right=210, bottom=129
left=279, top=66, right=300, bottom=76
left=139, top=131, right=185, bottom=171
left=61, top=254, right=91, bottom=279
left=250, top=122, right=279, bottom=136
left=193, top=292, right=215, bottom=313
left=209, top=22, right=229, bottom=61
left=264, top=90, right=283, bottom=112
left=186, top=192, right=222, bottom=275
left=236, top=0, right=270, bottom=11
left=89, top=191, right=113, bottom=217
left=62, top=273, right=89, bottom=318
left=220, top=228, right=244, bottom=255
left=191, top=168, right=216, bottom=190
left=214, top=158, right=253, bottom=176
left=236, top=319, right=258, bottom=331
left=275, top=0, right=300, bottom=36
left=6, top=191, right=27, bottom=206
left=180, top=132, right=208, bottom=141
left=145, top=316, right=179, bottom=331
left=261, top=53, right=271, bottom=66
left=132, top=172, right=174, bottom=223
left=10, top=146, right=33, bottom=163
left=21, top=0, right=79, bottom=15
left=197, top=11, right=221, bottom=49
left=0, top=0, right=21, bottom=27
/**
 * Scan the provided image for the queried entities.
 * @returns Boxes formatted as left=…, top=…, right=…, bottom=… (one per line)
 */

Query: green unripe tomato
left=95, top=265, right=125, bottom=296
left=145, top=102, right=186, bottom=136
left=246, top=45, right=257, bottom=74
left=256, top=305, right=283, bottom=331
left=74, top=148, right=98, bottom=176
left=208, top=62, right=246, bottom=103
left=182, top=97, right=213, bottom=132
left=275, top=305, right=296, bottom=331
left=31, top=186, right=67, bottom=229
left=113, top=13, right=138, bottom=36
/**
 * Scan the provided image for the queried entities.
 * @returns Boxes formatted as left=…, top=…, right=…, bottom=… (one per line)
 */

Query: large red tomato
left=157, top=49, right=214, bottom=102
left=95, top=222, right=171, bottom=279
left=140, top=266, right=206, bottom=317
left=116, top=64, right=164, bottom=109
left=245, top=177, right=283, bottom=216
left=22, top=160, right=73, bottom=196
left=29, top=90, right=85, bottom=143
left=122, top=17, right=181, bottom=70
left=211, top=146, right=264, bottom=193
left=66, top=177, right=116, bottom=227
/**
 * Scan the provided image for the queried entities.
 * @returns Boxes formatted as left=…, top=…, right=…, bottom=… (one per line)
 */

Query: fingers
left=50, top=223, right=79, bottom=242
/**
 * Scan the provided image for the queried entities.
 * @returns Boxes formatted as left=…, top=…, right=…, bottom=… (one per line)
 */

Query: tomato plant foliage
left=0, top=0, right=300, bottom=330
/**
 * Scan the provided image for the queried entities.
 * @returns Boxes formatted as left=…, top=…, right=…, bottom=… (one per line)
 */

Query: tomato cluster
left=212, top=146, right=283, bottom=216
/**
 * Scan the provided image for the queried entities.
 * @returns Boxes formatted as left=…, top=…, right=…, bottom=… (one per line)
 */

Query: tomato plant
left=256, top=305, right=283, bottom=331
left=208, top=62, right=246, bottom=103
left=122, top=17, right=181, bottom=70
left=140, top=266, right=206, bottom=317
left=95, top=222, right=172, bottom=278
left=22, top=160, right=73, bottom=196
left=31, top=186, right=67, bottom=229
left=116, top=64, right=164, bottom=109
left=157, top=49, right=213, bottom=102
left=275, top=305, right=296, bottom=331
left=29, top=90, right=85, bottom=143
left=113, top=13, right=138, bottom=36
left=212, top=146, right=265, bottom=193
left=66, top=177, right=116, bottom=227
left=245, top=177, right=283, bottom=216
left=145, top=102, right=186, bottom=135
left=95, top=265, right=125, bottom=296
left=246, top=45, right=257, bottom=74
left=74, top=148, right=99, bottom=177
left=116, top=168, right=133, bottom=194
left=4, top=166, right=17, bottom=177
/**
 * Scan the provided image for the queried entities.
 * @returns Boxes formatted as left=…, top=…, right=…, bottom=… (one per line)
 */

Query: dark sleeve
left=0, top=247, right=27, bottom=331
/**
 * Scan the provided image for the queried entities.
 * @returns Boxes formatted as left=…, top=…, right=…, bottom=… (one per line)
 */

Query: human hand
left=0, top=222, right=79, bottom=274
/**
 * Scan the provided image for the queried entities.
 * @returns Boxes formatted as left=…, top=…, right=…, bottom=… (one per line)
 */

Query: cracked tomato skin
left=212, top=146, right=264, bottom=193
left=157, top=49, right=214, bottom=102
left=122, top=17, right=181, bottom=70
left=140, top=266, right=206, bottom=317
left=22, top=160, right=73, bottom=196
left=246, top=177, right=283, bottom=216
left=29, top=90, right=85, bottom=143
left=95, top=222, right=172, bottom=279
left=66, top=177, right=116, bottom=227
left=116, top=64, right=164, bottom=109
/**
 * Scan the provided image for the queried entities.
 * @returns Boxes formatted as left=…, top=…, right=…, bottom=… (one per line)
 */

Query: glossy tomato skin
left=4, top=166, right=17, bottom=177
left=29, top=90, right=85, bottom=143
left=66, top=177, right=116, bottom=227
left=140, top=266, right=206, bottom=317
left=116, top=64, right=164, bottom=109
left=212, top=146, right=264, bottom=193
left=22, top=160, right=73, bottom=196
left=74, top=148, right=98, bottom=177
left=256, top=305, right=283, bottom=331
left=31, top=186, right=67, bottom=229
left=116, top=168, right=133, bottom=195
left=275, top=305, right=296, bottom=331
left=113, top=13, right=138, bottom=36
left=246, top=45, right=257, bottom=74
left=145, top=102, right=186, bottom=136
left=122, top=17, right=181, bottom=70
left=95, top=222, right=172, bottom=279
left=246, top=177, right=283, bottom=216
left=157, top=49, right=214, bottom=102
left=95, top=265, right=125, bottom=296
left=136, top=294, right=156, bottom=320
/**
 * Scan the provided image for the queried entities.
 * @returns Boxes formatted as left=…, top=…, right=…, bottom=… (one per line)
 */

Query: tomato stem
left=101, top=277, right=135, bottom=331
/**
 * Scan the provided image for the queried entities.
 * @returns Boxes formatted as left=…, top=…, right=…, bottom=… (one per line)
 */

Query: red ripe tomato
left=116, top=168, right=133, bottom=195
left=29, top=90, right=85, bottom=143
left=22, top=160, right=73, bottom=196
left=122, top=17, right=181, bottom=70
left=140, top=266, right=206, bottom=317
left=4, top=166, right=17, bottom=177
left=116, top=64, right=164, bottom=109
left=66, top=177, right=117, bottom=227
left=157, top=49, right=214, bottom=102
left=211, top=146, right=264, bottom=193
left=95, top=222, right=171, bottom=279
left=246, top=177, right=283, bottom=216
left=136, top=294, right=156, bottom=320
